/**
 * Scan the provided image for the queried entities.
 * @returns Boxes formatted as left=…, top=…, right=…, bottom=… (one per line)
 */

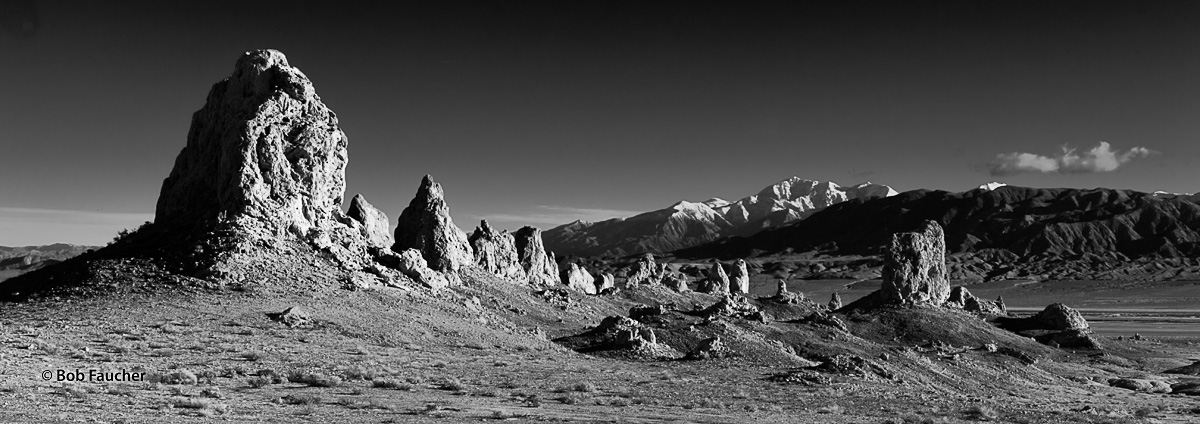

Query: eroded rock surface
left=561, top=263, right=597, bottom=295
left=392, top=175, right=473, bottom=274
left=347, top=194, right=391, bottom=248
left=626, top=253, right=661, bottom=286
left=828, top=292, right=843, bottom=310
left=513, top=226, right=559, bottom=286
left=729, top=259, right=750, bottom=294
left=468, top=220, right=526, bottom=281
left=702, top=262, right=730, bottom=293
left=880, top=220, right=949, bottom=306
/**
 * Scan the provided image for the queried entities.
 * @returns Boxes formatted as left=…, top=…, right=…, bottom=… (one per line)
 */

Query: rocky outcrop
left=384, top=248, right=451, bottom=290
left=347, top=194, right=391, bottom=248
left=702, top=262, right=730, bottom=293
left=687, top=336, right=733, bottom=359
left=468, top=221, right=526, bottom=281
left=997, top=303, right=1097, bottom=349
left=625, top=253, right=661, bottom=286
left=156, top=50, right=349, bottom=241
left=513, top=226, right=558, bottom=286
left=392, top=175, right=473, bottom=274
left=828, top=292, right=843, bottom=310
left=663, top=273, right=689, bottom=292
left=701, top=295, right=763, bottom=321
left=729, top=259, right=750, bottom=294
left=1031, top=303, right=1089, bottom=331
left=595, top=273, right=616, bottom=293
left=561, top=263, right=597, bottom=295
left=771, top=280, right=801, bottom=304
left=880, top=220, right=949, bottom=306
left=555, top=316, right=679, bottom=360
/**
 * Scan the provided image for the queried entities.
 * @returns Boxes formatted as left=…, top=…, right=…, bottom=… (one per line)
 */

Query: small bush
left=341, top=365, right=378, bottom=381
left=247, top=377, right=272, bottom=388
left=287, top=371, right=342, bottom=388
left=372, top=379, right=415, bottom=391
left=283, top=394, right=322, bottom=405
left=818, top=404, right=844, bottom=414
left=437, top=378, right=466, bottom=391
left=968, top=405, right=999, bottom=421
left=573, top=382, right=597, bottom=393
left=153, top=370, right=197, bottom=385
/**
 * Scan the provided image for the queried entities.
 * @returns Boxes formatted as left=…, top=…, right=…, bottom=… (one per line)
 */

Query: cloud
left=470, top=205, right=642, bottom=228
left=988, top=142, right=1156, bottom=176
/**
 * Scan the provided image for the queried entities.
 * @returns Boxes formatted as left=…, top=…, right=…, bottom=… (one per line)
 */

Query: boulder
left=468, top=220, right=526, bottom=281
left=701, top=295, right=761, bottom=320
left=828, top=292, right=843, bottom=310
left=155, top=49, right=349, bottom=242
left=880, top=220, right=949, bottom=306
left=629, top=304, right=669, bottom=320
left=771, top=280, right=802, bottom=304
left=266, top=306, right=311, bottom=327
left=561, top=263, right=597, bottom=295
left=392, top=175, right=473, bottom=274
left=390, top=248, right=451, bottom=290
left=687, top=336, right=733, bottom=359
left=347, top=194, right=391, bottom=248
left=946, top=286, right=972, bottom=308
left=513, top=226, right=559, bottom=286
left=702, top=262, right=730, bottom=294
left=626, top=253, right=661, bottom=286
left=729, top=259, right=750, bottom=294
left=595, top=273, right=616, bottom=293
left=964, top=296, right=1006, bottom=315
left=1031, top=303, right=1089, bottom=331
left=662, top=273, right=689, bottom=292
left=1108, top=378, right=1172, bottom=394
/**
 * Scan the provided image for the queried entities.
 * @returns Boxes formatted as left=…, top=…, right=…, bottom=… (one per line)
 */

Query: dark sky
left=2, top=1, right=1198, bottom=245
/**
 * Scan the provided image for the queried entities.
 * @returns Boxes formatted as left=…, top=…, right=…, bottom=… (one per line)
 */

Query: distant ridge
left=543, top=177, right=897, bottom=257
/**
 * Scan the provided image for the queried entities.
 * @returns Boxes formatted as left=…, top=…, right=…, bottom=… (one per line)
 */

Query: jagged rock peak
left=155, top=49, right=349, bottom=240
left=392, top=175, right=473, bottom=273
left=514, top=226, right=559, bottom=286
left=469, top=220, right=526, bottom=281
left=729, top=259, right=750, bottom=294
left=347, top=194, right=391, bottom=248
left=880, top=220, right=949, bottom=306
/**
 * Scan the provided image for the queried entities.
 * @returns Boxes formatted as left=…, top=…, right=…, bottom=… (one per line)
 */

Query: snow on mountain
left=978, top=182, right=1007, bottom=191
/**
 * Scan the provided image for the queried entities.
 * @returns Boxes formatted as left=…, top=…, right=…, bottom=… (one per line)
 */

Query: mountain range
left=678, top=185, right=1200, bottom=262
left=0, top=244, right=96, bottom=283
left=543, top=177, right=897, bottom=257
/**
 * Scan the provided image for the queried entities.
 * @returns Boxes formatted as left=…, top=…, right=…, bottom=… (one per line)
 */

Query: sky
left=1, top=0, right=1198, bottom=246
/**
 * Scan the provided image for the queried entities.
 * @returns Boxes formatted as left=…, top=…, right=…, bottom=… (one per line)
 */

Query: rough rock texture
left=703, top=263, right=730, bottom=293
left=880, top=220, right=949, bottom=306
left=729, top=259, right=750, bottom=294
left=347, top=194, right=391, bottom=248
left=1108, top=378, right=1172, bottom=394
left=156, top=49, right=350, bottom=242
left=388, top=249, right=451, bottom=290
left=555, top=316, right=680, bottom=360
left=663, top=273, right=689, bottom=292
left=561, top=263, right=597, bottom=295
left=595, top=273, right=616, bottom=293
left=771, top=280, right=801, bottom=304
left=963, top=296, right=1006, bottom=315
left=468, top=220, right=526, bottom=281
left=687, top=336, right=733, bottom=359
left=266, top=306, right=311, bottom=327
left=946, top=286, right=972, bottom=308
left=392, top=175, right=473, bottom=274
left=1032, top=303, right=1089, bottom=331
left=800, top=311, right=848, bottom=332
left=828, top=292, right=843, bottom=310
left=513, top=226, right=559, bottom=286
left=1164, top=360, right=1200, bottom=375
left=701, top=295, right=762, bottom=321
left=625, top=253, right=661, bottom=286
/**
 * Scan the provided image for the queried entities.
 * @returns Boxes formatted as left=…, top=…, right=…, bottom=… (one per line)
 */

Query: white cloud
left=989, top=142, right=1156, bottom=176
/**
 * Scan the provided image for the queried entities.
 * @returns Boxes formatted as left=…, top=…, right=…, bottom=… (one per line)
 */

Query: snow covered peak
left=978, top=182, right=1007, bottom=191
left=701, top=197, right=730, bottom=208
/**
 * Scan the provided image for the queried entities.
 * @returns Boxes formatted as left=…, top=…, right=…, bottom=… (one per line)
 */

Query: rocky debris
left=625, top=253, right=662, bottom=286
left=556, top=316, right=680, bottom=360
left=700, top=295, right=762, bottom=321
left=513, top=226, right=559, bottom=286
left=1108, top=378, right=1173, bottom=394
left=813, top=354, right=891, bottom=379
left=266, top=306, right=311, bottom=327
left=629, top=304, right=669, bottom=321
left=799, top=311, right=848, bottom=331
left=662, top=273, right=689, bottom=292
left=880, top=220, right=949, bottom=306
left=728, top=259, right=750, bottom=294
left=155, top=49, right=350, bottom=244
left=1031, top=303, right=1089, bottom=331
left=700, top=262, right=730, bottom=293
left=686, top=336, right=733, bottom=359
left=828, top=292, right=843, bottom=310
left=946, top=286, right=1006, bottom=315
left=594, top=273, right=616, bottom=293
left=340, top=272, right=375, bottom=291
left=561, top=263, right=597, bottom=295
left=468, top=220, right=526, bottom=281
left=946, top=286, right=971, bottom=308
left=383, top=248, right=451, bottom=290
left=392, top=175, right=473, bottom=274
left=995, top=346, right=1038, bottom=365
left=347, top=194, right=392, bottom=248
left=1164, top=360, right=1200, bottom=375
left=770, top=280, right=802, bottom=304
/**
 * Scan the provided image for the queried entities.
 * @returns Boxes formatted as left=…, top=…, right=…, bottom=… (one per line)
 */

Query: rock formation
left=997, top=303, right=1097, bottom=349
left=704, top=262, right=730, bottom=293
left=1031, top=303, right=1089, bottom=331
left=595, top=273, right=616, bottom=293
left=513, top=226, right=559, bottom=286
left=880, top=220, right=949, bottom=306
left=729, top=259, right=750, bottom=294
left=347, top=194, right=391, bottom=248
left=561, top=263, right=597, bottom=295
left=663, top=273, right=689, bottom=292
left=468, top=220, right=526, bottom=281
left=626, top=253, right=660, bottom=286
left=687, top=336, right=733, bottom=359
left=392, top=175, right=473, bottom=274
left=155, top=49, right=350, bottom=243
left=828, top=292, right=843, bottom=310
left=384, top=249, right=451, bottom=290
